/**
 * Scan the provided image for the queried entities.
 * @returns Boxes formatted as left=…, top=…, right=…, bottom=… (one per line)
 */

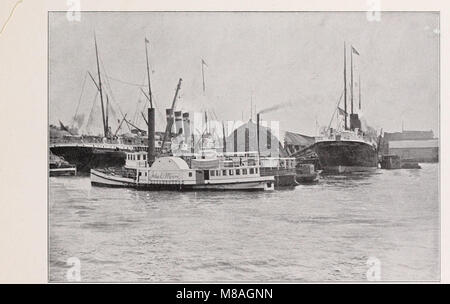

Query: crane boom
left=160, top=78, right=182, bottom=153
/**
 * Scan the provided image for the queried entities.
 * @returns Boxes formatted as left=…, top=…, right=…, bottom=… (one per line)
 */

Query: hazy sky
left=49, top=12, right=439, bottom=136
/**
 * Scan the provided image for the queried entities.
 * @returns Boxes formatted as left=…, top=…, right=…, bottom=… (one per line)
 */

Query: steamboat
left=91, top=109, right=275, bottom=191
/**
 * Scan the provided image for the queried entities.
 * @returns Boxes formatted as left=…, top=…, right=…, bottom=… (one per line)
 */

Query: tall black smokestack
left=222, top=123, right=227, bottom=153
left=148, top=108, right=155, bottom=164
left=257, top=113, right=261, bottom=157
left=245, top=127, right=249, bottom=152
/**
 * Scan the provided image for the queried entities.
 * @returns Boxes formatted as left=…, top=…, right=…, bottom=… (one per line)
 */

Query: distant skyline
left=49, top=12, right=439, bottom=137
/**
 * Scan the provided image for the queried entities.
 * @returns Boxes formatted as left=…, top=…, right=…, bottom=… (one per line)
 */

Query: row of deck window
left=138, top=167, right=259, bottom=178
left=127, top=154, right=147, bottom=161
left=210, top=168, right=258, bottom=177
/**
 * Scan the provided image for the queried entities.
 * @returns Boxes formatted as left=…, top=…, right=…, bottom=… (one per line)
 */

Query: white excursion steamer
left=90, top=149, right=275, bottom=191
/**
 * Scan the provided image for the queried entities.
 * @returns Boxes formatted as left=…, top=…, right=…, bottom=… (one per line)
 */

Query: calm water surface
left=49, top=164, right=439, bottom=282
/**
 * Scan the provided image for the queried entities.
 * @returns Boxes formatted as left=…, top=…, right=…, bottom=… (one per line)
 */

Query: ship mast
left=105, top=94, right=109, bottom=137
left=145, top=38, right=153, bottom=109
left=350, top=44, right=354, bottom=116
left=359, top=75, right=361, bottom=110
left=94, top=35, right=108, bottom=138
left=343, top=42, right=348, bottom=130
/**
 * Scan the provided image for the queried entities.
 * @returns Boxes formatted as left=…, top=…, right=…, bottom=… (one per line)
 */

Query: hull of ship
left=91, top=169, right=274, bottom=191
left=296, top=172, right=320, bottom=183
left=191, top=181, right=272, bottom=191
left=50, top=146, right=126, bottom=173
left=312, top=140, right=378, bottom=174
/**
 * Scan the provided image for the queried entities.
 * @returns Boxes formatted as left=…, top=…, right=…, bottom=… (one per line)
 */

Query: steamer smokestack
left=175, top=111, right=183, bottom=135
left=257, top=113, right=261, bottom=157
left=245, top=127, right=250, bottom=152
left=148, top=108, right=155, bottom=164
left=222, top=122, right=227, bottom=153
left=165, top=108, right=174, bottom=135
left=182, top=112, right=191, bottom=142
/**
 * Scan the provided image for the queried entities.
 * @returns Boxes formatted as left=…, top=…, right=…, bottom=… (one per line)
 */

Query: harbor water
left=49, top=164, right=439, bottom=282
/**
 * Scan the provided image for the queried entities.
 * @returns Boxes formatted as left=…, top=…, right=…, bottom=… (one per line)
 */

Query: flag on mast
left=351, top=46, right=360, bottom=55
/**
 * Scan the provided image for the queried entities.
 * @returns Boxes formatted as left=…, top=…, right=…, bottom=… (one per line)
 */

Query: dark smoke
left=258, top=101, right=293, bottom=115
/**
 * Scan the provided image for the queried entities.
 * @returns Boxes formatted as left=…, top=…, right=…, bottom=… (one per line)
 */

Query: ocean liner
left=309, top=43, right=378, bottom=174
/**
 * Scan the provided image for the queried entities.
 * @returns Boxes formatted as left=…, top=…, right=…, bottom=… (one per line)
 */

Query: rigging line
left=71, top=71, right=89, bottom=127
left=105, top=75, right=147, bottom=87
left=131, top=75, right=147, bottom=126
left=85, top=90, right=100, bottom=134
left=132, top=74, right=148, bottom=127
left=98, top=58, right=132, bottom=133
left=327, top=89, right=345, bottom=130
left=98, top=58, right=126, bottom=118
left=132, top=99, right=141, bottom=126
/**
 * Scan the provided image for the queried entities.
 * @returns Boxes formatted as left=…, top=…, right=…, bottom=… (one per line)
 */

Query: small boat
left=295, top=164, right=321, bottom=183
left=259, top=157, right=298, bottom=188
left=401, top=160, right=421, bottom=169
left=91, top=149, right=275, bottom=191
left=49, top=152, right=77, bottom=176
left=380, top=155, right=402, bottom=169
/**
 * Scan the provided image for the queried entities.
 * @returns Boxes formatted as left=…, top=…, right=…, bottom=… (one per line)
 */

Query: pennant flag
left=351, top=46, right=360, bottom=55
left=145, top=37, right=149, bottom=44
left=201, top=58, right=208, bottom=67
left=338, top=107, right=346, bottom=116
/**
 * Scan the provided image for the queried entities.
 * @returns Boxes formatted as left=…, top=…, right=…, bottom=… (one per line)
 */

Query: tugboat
left=91, top=107, right=275, bottom=191
left=295, top=164, right=321, bottom=184
left=259, top=157, right=298, bottom=188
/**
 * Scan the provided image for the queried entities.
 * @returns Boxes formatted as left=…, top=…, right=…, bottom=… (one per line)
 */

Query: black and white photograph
left=46, top=10, right=440, bottom=283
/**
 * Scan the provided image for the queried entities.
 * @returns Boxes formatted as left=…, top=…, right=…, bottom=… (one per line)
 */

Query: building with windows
left=381, top=130, right=439, bottom=162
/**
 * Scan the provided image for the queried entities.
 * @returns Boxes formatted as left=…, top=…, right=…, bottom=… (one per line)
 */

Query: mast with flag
left=350, top=45, right=359, bottom=115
